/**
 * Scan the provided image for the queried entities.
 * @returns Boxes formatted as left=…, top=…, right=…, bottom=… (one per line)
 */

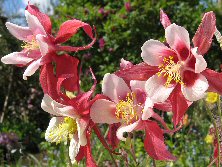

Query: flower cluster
left=1, top=3, right=222, bottom=166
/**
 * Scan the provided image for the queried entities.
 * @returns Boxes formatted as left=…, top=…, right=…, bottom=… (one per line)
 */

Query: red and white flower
left=90, top=73, right=176, bottom=160
left=141, top=12, right=217, bottom=103
left=41, top=94, right=88, bottom=163
left=1, top=4, right=96, bottom=80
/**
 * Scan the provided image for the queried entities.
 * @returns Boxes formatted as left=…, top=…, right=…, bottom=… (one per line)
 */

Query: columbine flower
left=138, top=11, right=220, bottom=126
left=1, top=4, right=52, bottom=80
left=90, top=73, right=176, bottom=160
left=142, top=23, right=210, bottom=103
left=41, top=94, right=88, bottom=164
left=1, top=4, right=96, bottom=80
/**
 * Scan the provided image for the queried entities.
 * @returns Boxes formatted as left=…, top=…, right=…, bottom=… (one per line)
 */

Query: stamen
left=21, top=39, right=39, bottom=51
left=115, top=93, right=142, bottom=124
left=157, top=56, right=184, bottom=87
left=48, top=117, right=77, bottom=144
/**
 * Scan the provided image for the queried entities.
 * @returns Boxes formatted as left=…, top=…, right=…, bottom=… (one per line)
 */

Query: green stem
left=152, top=159, right=156, bottom=167
left=207, top=106, right=220, bottom=167
left=67, top=139, right=72, bottom=167
left=218, top=95, right=222, bottom=124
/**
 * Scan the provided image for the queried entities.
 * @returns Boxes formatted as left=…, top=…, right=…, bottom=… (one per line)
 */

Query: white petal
left=69, top=135, right=80, bottom=164
left=102, top=73, right=131, bottom=103
left=76, top=118, right=88, bottom=146
left=116, top=121, right=140, bottom=141
left=165, top=23, right=190, bottom=52
left=90, top=99, right=120, bottom=124
left=181, top=74, right=209, bottom=101
left=192, top=47, right=207, bottom=73
left=5, top=22, right=32, bottom=42
left=41, top=94, right=79, bottom=118
left=145, top=75, right=175, bottom=103
left=25, top=10, right=46, bottom=35
left=45, top=117, right=64, bottom=142
left=36, top=34, right=49, bottom=56
left=141, top=39, right=173, bottom=66
left=41, top=94, right=61, bottom=116
left=23, top=59, right=41, bottom=80
left=1, top=52, right=33, bottom=65
left=130, top=80, right=146, bottom=92
left=142, top=97, right=154, bottom=120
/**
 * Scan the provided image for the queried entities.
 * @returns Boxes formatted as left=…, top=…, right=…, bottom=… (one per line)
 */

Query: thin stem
left=207, top=106, right=220, bottom=167
left=218, top=95, right=222, bottom=124
left=96, top=127, right=109, bottom=164
left=152, top=159, right=156, bottom=167
left=94, top=125, right=118, bottom=167
left=67, top=139, right=72, bottom=167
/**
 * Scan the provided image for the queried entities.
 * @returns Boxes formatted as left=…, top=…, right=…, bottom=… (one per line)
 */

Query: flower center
left=116, top=93, right=142, bottom=124
left=21, top=39, right=39, bottom=51
left=48, top=117, right=77, bottom=144
left=157, top=56, right=184, bottom=87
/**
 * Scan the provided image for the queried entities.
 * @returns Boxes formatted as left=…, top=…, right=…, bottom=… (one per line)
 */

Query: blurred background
left=0, top=0, right=222, bottom=166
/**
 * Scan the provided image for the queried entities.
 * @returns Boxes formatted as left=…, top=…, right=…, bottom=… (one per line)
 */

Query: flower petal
left=69, top=135, right=80, bottom=164
left=36, top=34, right=49, bottom=56
left=165, top=23, right=190, bottom=60
left=102, top=74, right=131, bottom=103
left=25, top=10, right=46, bottom=35
left=192, top=12, right=216, bottom=55
left=145, top=75, right=175, bottom=103
left=41, top=94, right=79, bottom=118
left=41, top=94, right=61, bottom=116
left=130, top=80, right=146, bottom=92
left=90, top=99, right=120, bottom=124
left=116, top=121, right=140, bottom=141
left=23, top=59, right=41, bottom=80
left=202, top=68, right=222, bottom=95
left=191, top=47, right=207, bottom=73
left=5, top=22, right=32, bottom=42
left=181, top=74, right=208, bottom=101
left=142, top=98, right=154, bottom=120
left=141, top=39, right=174, bottom=66
left=120, top=58, right=133, bottom=70
left=76, top=118, right=88, bottom=146
left=144, top=120, right=176, bottom=160
left=45, top=117, right=64, bottom=142
left=1, top=52, right=33, bottom=65
left=160, top=10, right=171, bottom=29
left=26, top=4, right=52, bottom=34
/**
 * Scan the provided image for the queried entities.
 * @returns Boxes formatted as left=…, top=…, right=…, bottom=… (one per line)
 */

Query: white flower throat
left=157, top=56, right=184, bottom=87
left=21, top=38, right=39, bottom=51
left=116, top=93, right=142, bottom=124
left=48, top=117, right=77, bottom=144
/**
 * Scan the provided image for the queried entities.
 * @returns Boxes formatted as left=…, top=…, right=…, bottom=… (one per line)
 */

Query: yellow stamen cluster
left=157, top=56, right=184, bottom=87
left=206, top=92, right=219, bottom=104
left=205, top=134, right=214, bottom=144
left=48, top=117, right=77, bottom=144
left=116, top=93, right=141, bottom=124
left=21, top=39, right=39, bottom=51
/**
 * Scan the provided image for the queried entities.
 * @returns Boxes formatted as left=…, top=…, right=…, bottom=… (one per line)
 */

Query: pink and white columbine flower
left=90, top=73, right=176, bottom=160
left=1, top=4, right=96, bottom=80
left=141, top=20, right=215, bottom=103
left=1, top=5, right=52, bottom=80
left=41, top=94, right=88, bottom=164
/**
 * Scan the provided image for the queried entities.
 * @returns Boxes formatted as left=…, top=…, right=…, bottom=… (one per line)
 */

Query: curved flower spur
left=1, top=4, right=96, bottom=80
